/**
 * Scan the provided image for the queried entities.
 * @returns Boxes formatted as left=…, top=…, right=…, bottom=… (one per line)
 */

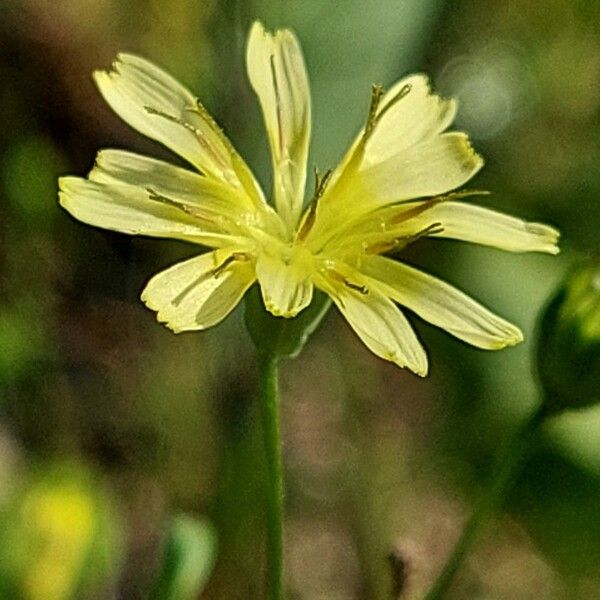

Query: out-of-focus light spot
left=438, top=42, right=537, bottom=140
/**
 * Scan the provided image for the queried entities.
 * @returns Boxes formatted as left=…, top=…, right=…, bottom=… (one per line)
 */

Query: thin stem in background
left=258, top=354, right=284, bottom=600
left=423, top=405, right=548, bottom=600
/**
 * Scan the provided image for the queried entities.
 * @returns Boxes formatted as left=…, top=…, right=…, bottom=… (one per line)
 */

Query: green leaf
left=152, top=515, right=217, bottom=600
left=244, top=285, right=331, bottom=360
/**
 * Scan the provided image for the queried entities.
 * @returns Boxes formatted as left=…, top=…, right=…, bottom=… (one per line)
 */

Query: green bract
left=245, top=286, right=330, bottom=360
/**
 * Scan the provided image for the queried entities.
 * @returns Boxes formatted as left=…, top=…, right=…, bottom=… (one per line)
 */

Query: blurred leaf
left=2, top=135, right=67, bottom=227
left=512, top=444, right=600, bottom=576
left=152, top=515, right=217, bottom=600
left=0, top=308, right=45, bottom=382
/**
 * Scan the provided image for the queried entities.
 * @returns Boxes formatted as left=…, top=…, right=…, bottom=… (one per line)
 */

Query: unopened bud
left=536, top=260, right=600, bottom=413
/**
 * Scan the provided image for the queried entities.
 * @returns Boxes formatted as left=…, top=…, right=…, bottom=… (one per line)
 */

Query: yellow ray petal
left=58, top=176, right=246, bottom=248
left=246, top=21, right=311, bottom=231
left=359, top=132, right=483, bottom=205
left=89, top=149, right=263, bottom=224
left=255, top=248, right=314, bottom=317
left=423, top=201, right=561, bottom=254
left=141, top=250, right=255, bottom=332
left=366, top=74, right=457, bottom=163
left=357, top=200, right=559, bottom=254
left=360, top=256, right=523, bottom=349
left=325, top=196, right=560, bottom=257
left=311, top=133, right=482, bottom=245
left=317, top=272, right=428, bottom=375
left=315, top=75, right=461, bottom=221
left=93, top=53, right=265, bottom=206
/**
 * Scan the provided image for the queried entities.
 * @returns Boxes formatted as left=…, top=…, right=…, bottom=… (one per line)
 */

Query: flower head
left=59, top=21, right=559, bottom=376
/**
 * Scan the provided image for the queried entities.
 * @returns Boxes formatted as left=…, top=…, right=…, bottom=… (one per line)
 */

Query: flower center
left=257, top=239, right=315, bottom=280
left=278, top=241, right=313, bottom=270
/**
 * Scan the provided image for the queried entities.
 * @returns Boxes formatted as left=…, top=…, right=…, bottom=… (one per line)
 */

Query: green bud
left=244, top=286, right=331, bottom=360
left=536, top=261, right=600, bottom=413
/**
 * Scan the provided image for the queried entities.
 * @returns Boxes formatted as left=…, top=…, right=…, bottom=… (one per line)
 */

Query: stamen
left=323, top=84, right=388, bottom=189
left=415, top=222, right=445, bottom=238
left=314, top=167, right=333, bottom=200
left=389, top=197, right=444, bottom=225
left=344, top=280, right=369, bottom=295
left=324, top=267, right=369, bottom=296
left=434, top=189, right=490, bottom=202
left=375, top=83, right=412, bottom=123
left=363, top=83, right=412, bottom=141
left=364, top=84, right=385, bottom=139
left=146, top=188, right=215, bottom=225
left=296, top=209, right=317, bottom=242
left=295, top=167, right=333, bottom=242
left=365, top=222, right=444, bottom=255
left=387, top=190, right=490, bottom=226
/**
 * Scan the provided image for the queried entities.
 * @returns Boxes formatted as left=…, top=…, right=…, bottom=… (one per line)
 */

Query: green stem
left=258, top=354, right=284, bottom=600
left=423, top=405, right=547, bottom=600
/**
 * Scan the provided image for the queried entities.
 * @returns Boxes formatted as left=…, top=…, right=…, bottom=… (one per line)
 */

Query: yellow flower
left=59, top=21, right=559, bottom=376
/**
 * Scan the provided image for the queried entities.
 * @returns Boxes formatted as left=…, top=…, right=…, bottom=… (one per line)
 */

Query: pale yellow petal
left=310, top=133, right=482, bottom=247
left=317, top=274, right=428, bottom=375
left=309, top=77, right=477, bottom=249
left=246, top=21, right=311, bottom=229
left=360, top=256, right=523, bottom=349
left=58, top=176, right=245, bottom=248
left=359, top=132, right=483, bottom=204
left=424, top=201, right=560, bottom=254
left=141, top=250, right=255, bottom=332
left=255, top=251, right=313, bottom=317
left=357, top=200, right=560, bottom=254
left=366, top=74, right=457, bottom=163
left=89, top=149, right=258, bottom=221
left=93, top=53, right=264, bottom=204
left=323, top=76, right=456, bottom=195
left=325, top=197, right=559, bottom=257
left=315, top=75, right=463, bottom=220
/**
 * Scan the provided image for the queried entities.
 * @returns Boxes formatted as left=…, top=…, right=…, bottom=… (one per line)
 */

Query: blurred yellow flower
left=59, top=21, right=559, bottom=375
left=22, top=487, right=94, bottom=600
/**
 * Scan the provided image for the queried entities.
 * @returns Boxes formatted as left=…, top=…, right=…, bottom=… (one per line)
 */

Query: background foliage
left=1, top=0, right=599, bottom=598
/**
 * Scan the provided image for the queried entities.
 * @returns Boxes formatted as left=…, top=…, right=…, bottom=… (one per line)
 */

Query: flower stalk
left=424, top=405, right=548, bottom=600
left=258, top=353, right=284, bottom=600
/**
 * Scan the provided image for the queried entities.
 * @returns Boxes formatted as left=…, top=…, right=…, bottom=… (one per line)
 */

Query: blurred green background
left=1, top=0, right=600, bottom=598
